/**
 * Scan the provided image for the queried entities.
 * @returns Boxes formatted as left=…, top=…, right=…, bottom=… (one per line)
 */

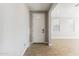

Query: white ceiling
left=27, top=3, right=52, bottom=11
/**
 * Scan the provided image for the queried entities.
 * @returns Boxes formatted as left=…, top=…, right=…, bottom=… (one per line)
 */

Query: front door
left=32, top=13, right=45, bottom=43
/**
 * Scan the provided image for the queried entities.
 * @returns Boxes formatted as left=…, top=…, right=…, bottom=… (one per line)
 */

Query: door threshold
left=33, top=42, right=48, bottom=44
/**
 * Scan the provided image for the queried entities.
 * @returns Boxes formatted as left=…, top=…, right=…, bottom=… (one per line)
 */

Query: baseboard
left=51, top=37, right=79, bottom=40
left=21, top=45, right=30, bottom=56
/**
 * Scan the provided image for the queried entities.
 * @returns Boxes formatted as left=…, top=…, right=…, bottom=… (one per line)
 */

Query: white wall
left=48, top=3, right=57, bottom=46
left=0, top=3, right=30, bottom=56
left=49, top=3, right=79, bottom=39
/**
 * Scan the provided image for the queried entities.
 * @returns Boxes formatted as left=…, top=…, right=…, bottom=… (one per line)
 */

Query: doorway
left=30, top=11, right=48, bottom=44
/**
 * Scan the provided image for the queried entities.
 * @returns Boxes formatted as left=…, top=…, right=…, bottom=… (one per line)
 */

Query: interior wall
left=48, top=3, right=79, bottom=55
left=48, top=3, right=57, bottom=46
left=49, top=3, right=79, bottom=39
left=0, top=3, right=30, bottom=56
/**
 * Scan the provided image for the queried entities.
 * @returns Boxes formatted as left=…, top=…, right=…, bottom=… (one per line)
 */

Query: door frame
left=30, top=11, right=49, bottom=44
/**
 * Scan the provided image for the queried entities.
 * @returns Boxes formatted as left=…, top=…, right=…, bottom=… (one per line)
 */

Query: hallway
left=1, top=3, right=79, bottom=56
left=23, top=3, right=79, bottom=56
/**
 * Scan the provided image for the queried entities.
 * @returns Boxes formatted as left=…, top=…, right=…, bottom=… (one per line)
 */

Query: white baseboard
left=33, top=42, right=48, bottom=44
left=21, top=45, right=30, bottom=56
left=51, top=37, right=79, bottom=40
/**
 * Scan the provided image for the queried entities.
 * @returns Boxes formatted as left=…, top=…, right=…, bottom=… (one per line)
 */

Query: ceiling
left=27, top=3, right=52, bottom=11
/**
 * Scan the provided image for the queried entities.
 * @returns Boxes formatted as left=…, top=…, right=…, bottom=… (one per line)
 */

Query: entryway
left=30, top=12, right=48, bottom=43
left=32, top=12, right=45, bottom=43
left=24, top=3, right=52, bottom=56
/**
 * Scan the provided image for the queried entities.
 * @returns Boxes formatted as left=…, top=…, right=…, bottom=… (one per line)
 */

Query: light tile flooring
left=24, top=39, right=79, bottom=56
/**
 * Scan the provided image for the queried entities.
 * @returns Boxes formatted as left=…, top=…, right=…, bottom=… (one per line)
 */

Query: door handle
left=42, top=29, right=45, bottom=33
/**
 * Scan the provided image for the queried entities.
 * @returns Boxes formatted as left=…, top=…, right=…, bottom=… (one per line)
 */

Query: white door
left=32, top=13, right=45, bottom=43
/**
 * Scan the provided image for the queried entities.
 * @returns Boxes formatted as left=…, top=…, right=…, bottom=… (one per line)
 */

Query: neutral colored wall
left=48, top=3, right=57, bottom=46
left=0, top=3, right=30, bottom=56
left=49, top=3, right=79, bottom=39
left=48, top=3, right=79, bottom=55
